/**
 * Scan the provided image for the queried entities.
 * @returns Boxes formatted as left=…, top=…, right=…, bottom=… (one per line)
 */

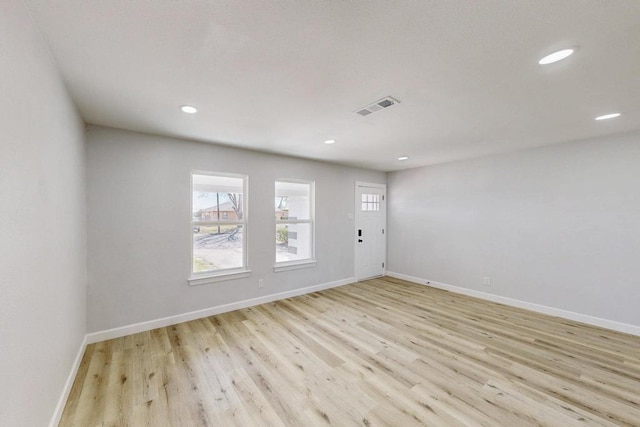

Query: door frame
left=354, top=181, right=387, bottom=281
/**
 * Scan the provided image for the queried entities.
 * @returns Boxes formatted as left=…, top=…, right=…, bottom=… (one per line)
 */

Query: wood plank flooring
left=60, top=277, right=640, bottom=426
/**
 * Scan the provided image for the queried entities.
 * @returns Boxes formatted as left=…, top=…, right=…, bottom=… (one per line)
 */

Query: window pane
left=193, top=225, right=244, bottom=272
left=276, top=223, right=312, bottom=263
left=193, top=174, right=244, bottom=222
left=193, top=192, right=243, bottom=222
left=275, top=181, right=310, bottom=220
left=361, top=193, right=380, bottom=211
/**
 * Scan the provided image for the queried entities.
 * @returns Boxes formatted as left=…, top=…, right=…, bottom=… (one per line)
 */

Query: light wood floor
left=60, top=277, right=640, bottom=426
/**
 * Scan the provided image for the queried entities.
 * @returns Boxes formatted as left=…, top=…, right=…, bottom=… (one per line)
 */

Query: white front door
left=355, top=182, right=386, bottom=281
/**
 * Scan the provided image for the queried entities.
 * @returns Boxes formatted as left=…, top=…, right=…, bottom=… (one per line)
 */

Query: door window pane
left=361, top=193, right=380, bottom=211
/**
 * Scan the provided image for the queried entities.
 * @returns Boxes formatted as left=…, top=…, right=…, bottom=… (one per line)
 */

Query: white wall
left=86, top=126, right=385, bottom=332
left=0, top=1, right=87, bottom=426
left=388, top=131, right=640, bottom=327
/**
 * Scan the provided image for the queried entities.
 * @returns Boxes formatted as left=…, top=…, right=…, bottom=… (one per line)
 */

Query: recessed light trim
left=595, top=112, right=621, bottom=121
left=398, top=156, right=409, bottom=161
left=180, top=105, right=198, bottom=114
left=324, top=139, right=336, bottom=145
left=538, top=48, right=575, bottom=65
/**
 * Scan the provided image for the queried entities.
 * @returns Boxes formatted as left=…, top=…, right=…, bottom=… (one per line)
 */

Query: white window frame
left=188, top=171, right=250, bottom=286
left=274, top=179, right=316, bottom=272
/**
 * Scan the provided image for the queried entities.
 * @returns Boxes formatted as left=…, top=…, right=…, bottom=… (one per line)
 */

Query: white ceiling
left=25, top=0, right=640, bottom=171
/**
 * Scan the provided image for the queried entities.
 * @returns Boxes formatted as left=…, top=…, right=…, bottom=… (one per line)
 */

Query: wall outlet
left=482, top=277, right=491, bottom=287
left=258, top=279, right=264, bottom=288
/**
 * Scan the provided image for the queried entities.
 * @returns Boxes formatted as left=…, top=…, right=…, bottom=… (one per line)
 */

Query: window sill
left=188, top=269, right=252, bottom=286
left=273, top=259, right=317, bottom=273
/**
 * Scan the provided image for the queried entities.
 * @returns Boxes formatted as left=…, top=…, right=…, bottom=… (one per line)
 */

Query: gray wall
left=0, top=1, right=87, bottom=425
left=388, top=131, right=640, bottom=327
left=86, top=126, right=385, bottom=332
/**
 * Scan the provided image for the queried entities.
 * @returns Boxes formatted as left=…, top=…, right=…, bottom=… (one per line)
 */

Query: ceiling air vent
left=355, top=96, right=400, bottom=116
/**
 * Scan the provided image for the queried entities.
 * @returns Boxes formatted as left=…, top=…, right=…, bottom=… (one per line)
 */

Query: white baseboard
left=49, top=335, right=87, bottom=427
left=86, top=277, right=354, bottom=344
left=386, top=271, right=640, bottom=337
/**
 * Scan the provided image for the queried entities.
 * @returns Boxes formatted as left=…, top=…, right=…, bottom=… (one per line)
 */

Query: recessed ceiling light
left=595, top=112, right=621, bottom=121
left=398, top=156, right=409, bottom=161
left=538, top=48, right=575, bottom=65
left=180, top=105, right=198, bottom=114
left=324, top=139, right=336, bottom=144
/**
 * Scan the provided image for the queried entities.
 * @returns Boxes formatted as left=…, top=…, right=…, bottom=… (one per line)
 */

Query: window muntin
left=192, top=172, right=247, bottom=275
left=275, top=180, right=314, bottom=264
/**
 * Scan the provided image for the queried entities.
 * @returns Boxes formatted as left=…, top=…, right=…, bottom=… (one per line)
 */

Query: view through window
left=275, top=180, right=314, bottom=264
left=192, top=172, right=247, bottom=274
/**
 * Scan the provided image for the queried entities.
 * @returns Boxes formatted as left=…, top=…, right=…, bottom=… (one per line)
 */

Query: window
left=275, top=180, right=315, bottom=270
left=361, top=193, right=380, bottom=211
left=190, top=172, right=248, bottom=283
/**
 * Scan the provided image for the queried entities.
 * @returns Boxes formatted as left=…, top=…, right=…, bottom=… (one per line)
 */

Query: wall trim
left=386, top=271, right=640, bottom=337
left=49, top=335, right=87, bottom=427
left=86, top=277, right=354, bottom=344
